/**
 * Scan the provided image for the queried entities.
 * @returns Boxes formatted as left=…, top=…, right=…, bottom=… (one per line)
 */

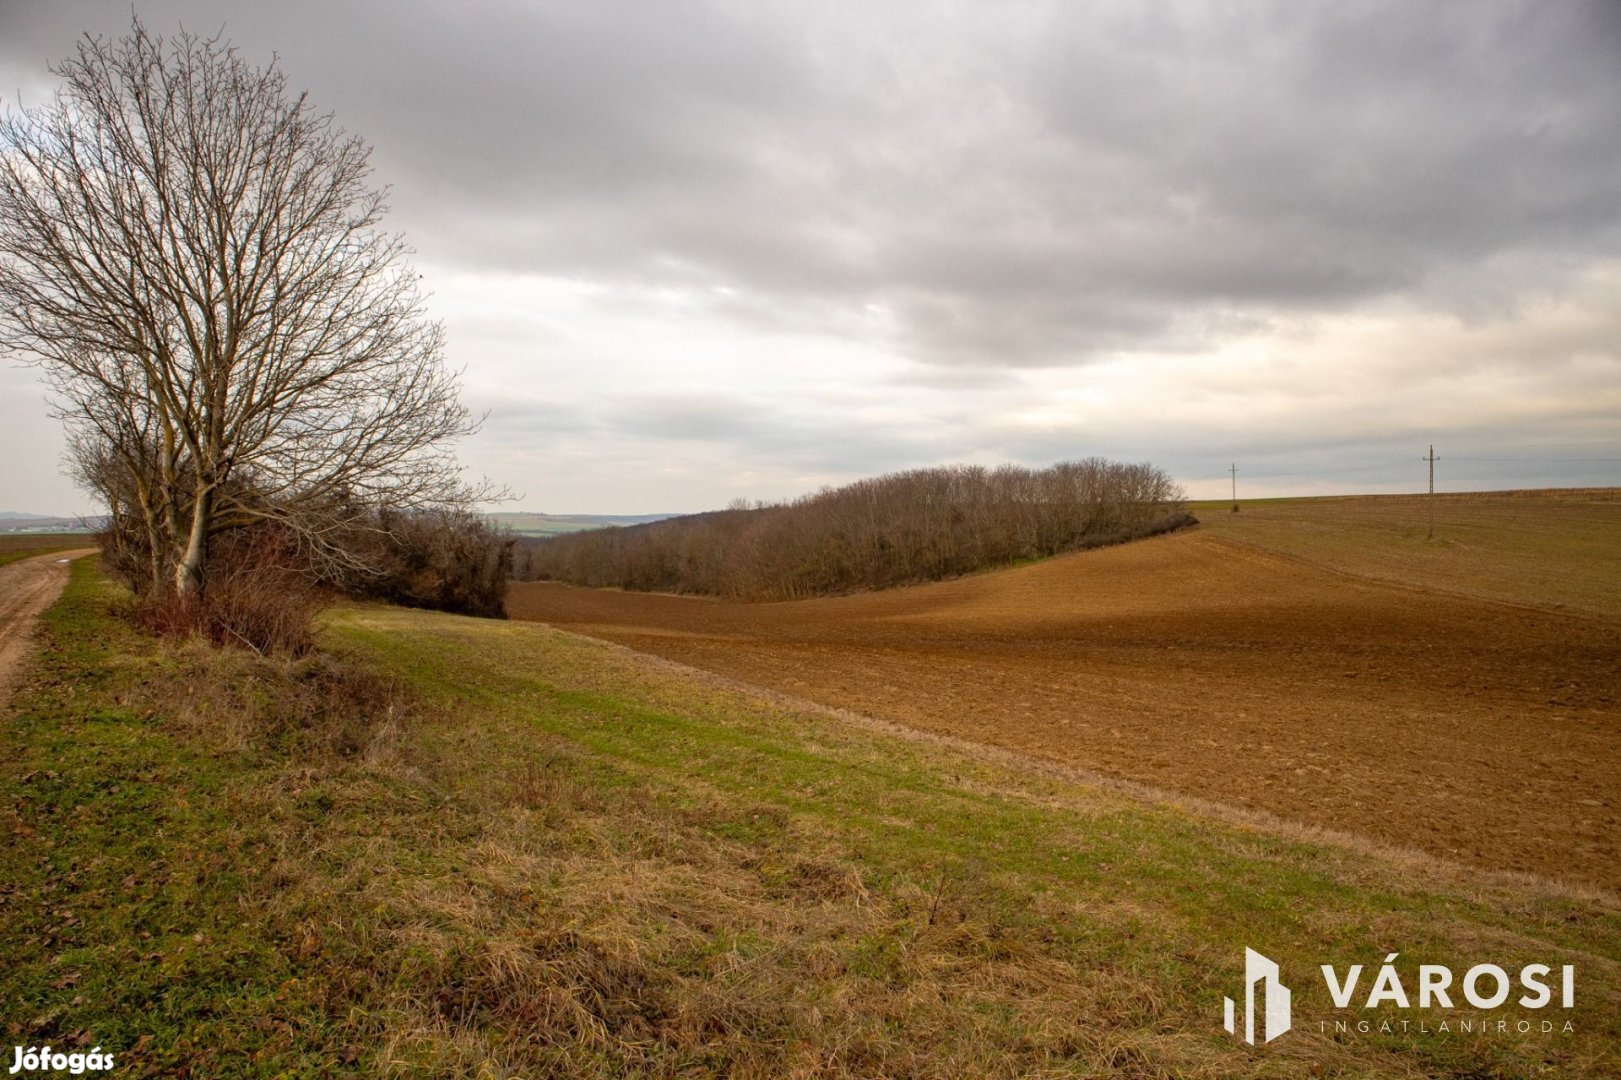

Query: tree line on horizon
left=519, top=459, right=1194, bottom=600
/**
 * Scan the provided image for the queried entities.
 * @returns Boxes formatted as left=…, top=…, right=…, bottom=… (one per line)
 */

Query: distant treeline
left=518, top=459, right=1195, bottom=600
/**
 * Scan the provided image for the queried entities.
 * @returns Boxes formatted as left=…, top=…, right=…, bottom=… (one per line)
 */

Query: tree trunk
left=139, top=502, right=165, bottom=596
left=175, top=485, right=213, bottom=597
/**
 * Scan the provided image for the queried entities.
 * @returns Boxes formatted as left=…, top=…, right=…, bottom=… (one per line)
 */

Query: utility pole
left=1230, top=462, right=1239, bottom=513
left=1423, top=445, right=1439, bottom=539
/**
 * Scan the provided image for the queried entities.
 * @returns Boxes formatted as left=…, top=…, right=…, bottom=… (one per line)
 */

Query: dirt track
left=0, top=551, right=91, bottom=708
left=510, top=530, right=1621, bottom=890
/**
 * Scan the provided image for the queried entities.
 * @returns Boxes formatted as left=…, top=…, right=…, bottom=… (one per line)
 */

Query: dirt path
left=0, top=550, right=93, bottom=708
left=510, top=530, right=1621, bottom=891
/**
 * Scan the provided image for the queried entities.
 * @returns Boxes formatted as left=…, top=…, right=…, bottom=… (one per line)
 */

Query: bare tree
left=0, top=19, right=477, bottom=596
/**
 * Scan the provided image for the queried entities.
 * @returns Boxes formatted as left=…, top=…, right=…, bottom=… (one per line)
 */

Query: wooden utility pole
left=1230, top=462, right=1239, bottom=513
left=1424, top=445, right=1439, bottom=539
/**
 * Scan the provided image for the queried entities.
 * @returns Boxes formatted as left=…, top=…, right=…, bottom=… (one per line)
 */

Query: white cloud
left=1, top=1, right=1617, bottom=514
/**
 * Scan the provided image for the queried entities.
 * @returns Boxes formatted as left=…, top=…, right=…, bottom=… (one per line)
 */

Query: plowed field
left=508, top=526, right=1621, bottom=890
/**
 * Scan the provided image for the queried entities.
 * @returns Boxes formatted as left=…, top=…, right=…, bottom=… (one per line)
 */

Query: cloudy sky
left=2, top=1, right=1618, bottom=515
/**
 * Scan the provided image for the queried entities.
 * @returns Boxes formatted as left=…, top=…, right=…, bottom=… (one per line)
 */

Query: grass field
left=1, top=559, right=1617, bottom=1076
left=0, top=533, right=95, bottom=569
left=509, top=497, right=1621, bottom=892
left=1189, top=489, right=1621, bottom=619
left=490, top=512, right=675, bottom=537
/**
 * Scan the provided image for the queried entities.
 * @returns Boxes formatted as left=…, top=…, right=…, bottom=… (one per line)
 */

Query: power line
left=1424, top=445, right=1440, bottom=540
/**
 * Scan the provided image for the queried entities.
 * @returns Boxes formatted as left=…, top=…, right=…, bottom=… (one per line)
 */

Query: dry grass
left=3, top=559, right=1618, bottom=1077
left=1191, top=488, right=1621, bottom=619
left=329, top=607, right=1621, bottom=1078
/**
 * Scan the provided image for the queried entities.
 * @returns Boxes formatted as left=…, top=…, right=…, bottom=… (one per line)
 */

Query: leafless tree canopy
left=0, top=19, right=477, bottom=596
left=522, top=459, right=1193, bottom=600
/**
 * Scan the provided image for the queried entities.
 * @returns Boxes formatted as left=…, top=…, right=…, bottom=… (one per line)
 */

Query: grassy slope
left=2, top=561, right=1618, bottom=1077
left=1190, top=489, right=1621, bottom=619
left=0, top=534, right=94, bottom=568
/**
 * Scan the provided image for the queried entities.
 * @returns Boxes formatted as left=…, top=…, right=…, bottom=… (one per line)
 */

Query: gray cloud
left=1, top=1, right=1617, bottom=511
left=7, top=1, right=1618, bottom=367
left=604, top=393, right=945, bottom=475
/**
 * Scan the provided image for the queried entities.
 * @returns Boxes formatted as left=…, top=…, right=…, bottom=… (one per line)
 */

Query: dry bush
left=129, top=526, right=321, bottom=656
left=94, top=515, right=153, bottom=594
left=338, top=506, right=514, bottom=618
left=114, top=503, right=512, bottom=659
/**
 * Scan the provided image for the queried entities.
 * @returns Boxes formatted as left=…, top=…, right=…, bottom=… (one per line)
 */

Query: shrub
left=129, top=527, right=319, bottom=656
left=340, top=507, right=514, bottom=618
left=108, top=503, right=511, bottom=658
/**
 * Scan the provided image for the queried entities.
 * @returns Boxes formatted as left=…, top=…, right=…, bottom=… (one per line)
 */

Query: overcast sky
left=2, top=1, right=1618, bottom=515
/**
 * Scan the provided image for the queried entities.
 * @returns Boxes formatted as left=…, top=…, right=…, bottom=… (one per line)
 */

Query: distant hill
left=0, top=512, right=102, bottom=533
left=487, top=511, right=677, bottom=537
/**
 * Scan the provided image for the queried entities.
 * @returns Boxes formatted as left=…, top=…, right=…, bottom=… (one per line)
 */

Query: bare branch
left=0, top=17, right=481, bottom=596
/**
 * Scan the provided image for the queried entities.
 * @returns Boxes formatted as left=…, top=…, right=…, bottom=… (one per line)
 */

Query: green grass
left=489, top=512, right=671, bottom=537
left=489, top=518, right=600, bottom=537
left=2, top=560, right=1617, bottom=1076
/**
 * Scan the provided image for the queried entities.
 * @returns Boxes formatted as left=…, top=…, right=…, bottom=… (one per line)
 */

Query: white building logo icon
left=1224, top=947, right=1292, bottom=1044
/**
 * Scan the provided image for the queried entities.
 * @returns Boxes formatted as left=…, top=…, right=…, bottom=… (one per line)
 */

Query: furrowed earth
left=509, top=497, right=1621, bottom=892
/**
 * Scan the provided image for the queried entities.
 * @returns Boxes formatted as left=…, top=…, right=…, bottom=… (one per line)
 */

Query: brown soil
left=509, top=530, right=1621, bottom=891
left=0, top=550, right=92, bottom=708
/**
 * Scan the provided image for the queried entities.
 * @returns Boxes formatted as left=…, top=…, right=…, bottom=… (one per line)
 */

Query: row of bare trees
left=521, top=459, right=1192, bottom=600
left=0, top=19, right=486, bottom=626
